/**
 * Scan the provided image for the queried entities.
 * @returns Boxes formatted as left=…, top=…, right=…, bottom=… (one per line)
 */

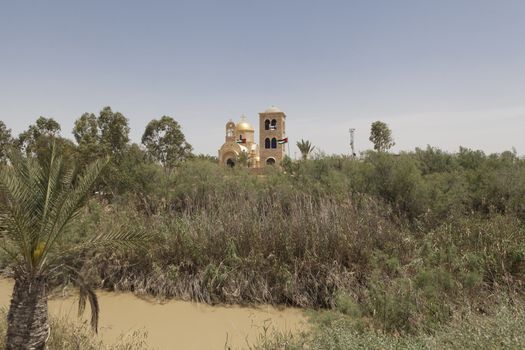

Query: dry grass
left=0, top=309, right=148, bottom=350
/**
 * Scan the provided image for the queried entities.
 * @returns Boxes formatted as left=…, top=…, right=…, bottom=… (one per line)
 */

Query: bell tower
left=225, top=120, right=236, bottom=142
left=259, top=106, right=286, bottom=166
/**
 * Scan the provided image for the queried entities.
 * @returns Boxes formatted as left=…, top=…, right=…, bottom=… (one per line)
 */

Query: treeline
left=0, top=107, right=201, bottom=196
left=284, top=147, right=525, bottom=225
left=2, top=111, right=523, bottom=223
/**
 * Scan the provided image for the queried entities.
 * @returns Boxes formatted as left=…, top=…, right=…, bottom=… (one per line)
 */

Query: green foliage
left=100, top=143, right=165, bottom=198
left=4, top=116, right=525, bottom=346
left=334, top=292, right=361, bottom=318
left=296, top=139, right=315, bottom=160
left=72, top=107, right=131, bottom=163
left=98, top=106, right=130, bottom=157
left=0, top=311, right=148, bottom=350
left=73, top=112, right=104, bottom=165
left=369, top=120, right=395, bottom=152
left=415, top=145, right=457, bottom=175
left=0, top=120, right=13, bottom=164
left=0, top=145, right=149, bottom=336
left=16, top=116, right=61, bottom=154
left=73, top=113, right=99, bottom=145
left=236, top=150, right=249, bottom=167
left=252, top=303, right=525, bottom=350
left=281, top=155, right=297, bottom=174
left=14, top=117, right=76, bottom=163
left=141, top=116, right=193, bottom=168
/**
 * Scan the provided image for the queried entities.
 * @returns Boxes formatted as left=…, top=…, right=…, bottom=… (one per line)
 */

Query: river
left=0, top=279, right=306, bottom=349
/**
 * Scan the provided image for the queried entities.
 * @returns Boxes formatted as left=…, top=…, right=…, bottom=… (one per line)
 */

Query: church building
left=218, top=106, right=288, bottom=168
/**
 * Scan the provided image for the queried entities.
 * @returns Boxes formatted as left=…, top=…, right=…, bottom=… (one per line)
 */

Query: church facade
left=218, top=106, right=287, bottom=168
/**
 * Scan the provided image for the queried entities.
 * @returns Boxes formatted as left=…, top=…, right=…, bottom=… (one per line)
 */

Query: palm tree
left=296, top=139, right=315, bottom=160
left=0, top=146, right=147, bottom=349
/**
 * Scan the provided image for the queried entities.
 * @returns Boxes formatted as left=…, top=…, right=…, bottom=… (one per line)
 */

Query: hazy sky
left=1, top=0, right=524, bottom=157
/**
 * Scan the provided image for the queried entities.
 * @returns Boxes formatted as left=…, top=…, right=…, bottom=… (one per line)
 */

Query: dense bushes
left=2, top=146, right=525, bottom=337
left=46, top=148, right=524, bottom=336
left=84, top=191, right=402, bottom=307
left=252, top=302, right=525, bottom=350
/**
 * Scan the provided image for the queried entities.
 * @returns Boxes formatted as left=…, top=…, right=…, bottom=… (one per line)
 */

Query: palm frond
left=0, top=166, right=38, bottom=265
left=76, top=276, right=100, bottom=333
left=36, top=157, right=109, bottom=271
left=48, top=225, right=149, bottom=265
left=0, top=145, right=109, bottom=273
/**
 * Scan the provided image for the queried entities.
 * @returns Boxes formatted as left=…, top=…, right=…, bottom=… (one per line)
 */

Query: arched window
left=270, top=119, right=277, bottom=130
left=271, top=138, right=277, bottom=149
left=265, top=138, right=271, bottom=149
left=266, top=158, right=276, bottom=165
left=264, top=119, right=270, bottom=130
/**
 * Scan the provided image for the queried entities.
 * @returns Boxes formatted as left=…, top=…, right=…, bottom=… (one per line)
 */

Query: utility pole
left=349, top=128, right=356, bottom=158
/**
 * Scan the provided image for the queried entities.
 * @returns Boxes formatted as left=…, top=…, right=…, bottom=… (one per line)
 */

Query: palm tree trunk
left=6, top=275, right=49, bottom=350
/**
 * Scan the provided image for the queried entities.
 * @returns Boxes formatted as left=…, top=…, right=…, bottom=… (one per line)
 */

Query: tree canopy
left=98, top=106, right=130, bottom=156
left=0, top=120, right=13, bottom=164
left=73, top=112, right=99, bottom=146
left=142, top=116, right=193, bottom=168
left=296, top=139, right=315, bottom=160
left=16, top=117, right=61, bottom=156
left=369, top=120, right=395, bottom=152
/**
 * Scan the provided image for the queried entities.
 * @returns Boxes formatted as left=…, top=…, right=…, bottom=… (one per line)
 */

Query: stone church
left=218, top=106, right=287, bottom=168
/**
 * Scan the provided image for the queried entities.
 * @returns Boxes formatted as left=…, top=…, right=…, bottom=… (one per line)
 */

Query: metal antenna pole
left=349, top=128, right=356, bottom=158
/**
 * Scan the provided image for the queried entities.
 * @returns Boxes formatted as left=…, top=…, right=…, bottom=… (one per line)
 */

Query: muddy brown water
left=0, top=279, right=306, bottom=349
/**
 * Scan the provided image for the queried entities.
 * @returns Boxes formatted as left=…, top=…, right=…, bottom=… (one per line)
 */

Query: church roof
left=236, top=114, right=254, bottom=131
left=264, top=106, right=281, bottom=113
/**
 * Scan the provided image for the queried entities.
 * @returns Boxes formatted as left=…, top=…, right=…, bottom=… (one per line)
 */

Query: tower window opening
left=265, top=138, right=271, bottom=149
left=270, top=119, right=277, bottom=130
left=271, top=138, right=277, bottom=149
left=266, top=158, right=276, bottom=165
left=264, top=119, right=270, bottom=130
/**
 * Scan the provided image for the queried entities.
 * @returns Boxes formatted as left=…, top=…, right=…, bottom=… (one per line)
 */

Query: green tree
left=98, top=106, right=130, bottom=156
left=73, top=113, right=99, bottom=146
left=16, top=117, right=77, bottom=164
left=141, top=116, right=193, bottom=169
left=0, top=120, right=13, bottom=164
left=16, top=117, right=61, bottom=156
left=0, top=146, right=147, bottom=349
left=369, top=121, right=395, bottom=152
left=102, top=143, right=164, bottom=196
left=296, top=139, right=315, bottom=160
left=72, top=113, right=104, bottom=165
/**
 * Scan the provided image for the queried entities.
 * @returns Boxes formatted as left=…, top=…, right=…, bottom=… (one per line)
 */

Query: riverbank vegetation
left=0, top=309, right=148, bottom=350
left=251, top=301, right=525, bottom=350
left=1, top=113, right=525, bottom=347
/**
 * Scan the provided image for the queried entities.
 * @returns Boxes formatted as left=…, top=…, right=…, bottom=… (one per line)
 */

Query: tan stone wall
left=236, top=130, right=255, bottom=144
left=258, top=111, right=286, bottom=166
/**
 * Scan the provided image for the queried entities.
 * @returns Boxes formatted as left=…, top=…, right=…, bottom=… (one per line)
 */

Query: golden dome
left=236, top=115, right=254, bottom=131
left=236, top=122, right=254, bottom=131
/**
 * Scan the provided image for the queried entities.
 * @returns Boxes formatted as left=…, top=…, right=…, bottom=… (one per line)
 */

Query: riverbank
left=3, top=276, right=524, bottom=350
left=0, top=279, right=306, bottom=349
